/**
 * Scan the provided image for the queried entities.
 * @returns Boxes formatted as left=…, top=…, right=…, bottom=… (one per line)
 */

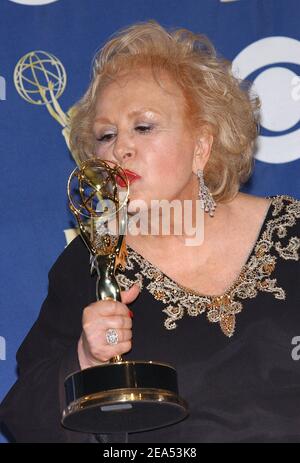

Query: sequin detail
left=116, top=196, right=300, bottom=337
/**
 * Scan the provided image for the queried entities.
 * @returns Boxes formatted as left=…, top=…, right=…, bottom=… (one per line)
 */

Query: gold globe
left=14, top=50, right=66, bottom=105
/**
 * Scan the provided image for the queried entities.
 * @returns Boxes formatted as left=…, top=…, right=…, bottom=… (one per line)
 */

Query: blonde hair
left=69, top=20, right=260, bottom=202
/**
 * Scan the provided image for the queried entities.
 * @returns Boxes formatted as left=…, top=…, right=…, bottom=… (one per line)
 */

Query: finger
left=104, top=341, right=133, bottom=360
left=86, top=300, right=131, bottom=318
left=89, top=339, right=132, bottom=363
left=102, top=328, right=132, bottom=345
left=98, top=315, right=132, bottom=330
left=121, top=283, right=140, bottom=305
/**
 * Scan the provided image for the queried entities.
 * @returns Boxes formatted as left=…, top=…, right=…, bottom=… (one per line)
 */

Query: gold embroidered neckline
left=117, top=195, right=300, bottom=338
left=126, top=198, right=272, bottom=299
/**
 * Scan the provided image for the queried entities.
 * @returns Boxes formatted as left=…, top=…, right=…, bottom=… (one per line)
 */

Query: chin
left=128, top=189, right=156, bottom=212
left=127, top=198, right=150, bottom=215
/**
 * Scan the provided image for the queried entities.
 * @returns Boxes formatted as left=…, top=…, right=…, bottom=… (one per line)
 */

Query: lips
left=116, top=169, right=141, bottom=187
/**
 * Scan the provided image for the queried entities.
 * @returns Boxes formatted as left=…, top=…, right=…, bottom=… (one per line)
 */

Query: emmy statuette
left=62, top=158, right=188, bottom=434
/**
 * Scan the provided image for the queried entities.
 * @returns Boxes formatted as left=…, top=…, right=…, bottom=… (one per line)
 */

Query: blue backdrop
left=1, top=0, right=300, bottom=443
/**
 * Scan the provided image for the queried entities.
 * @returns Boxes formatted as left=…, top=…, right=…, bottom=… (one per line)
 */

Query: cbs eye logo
left=232, top=36, right=300, bottom=165
left=0, top=336, right=6, bottom=361
left=9, top=0, right=59, bottom=5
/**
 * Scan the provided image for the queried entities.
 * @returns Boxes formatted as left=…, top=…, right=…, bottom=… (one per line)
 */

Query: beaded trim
left=116, top=196, right=300, bottom=337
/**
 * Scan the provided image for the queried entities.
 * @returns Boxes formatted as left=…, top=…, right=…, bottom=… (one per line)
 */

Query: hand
left=77, top=284, right=140, bottom=369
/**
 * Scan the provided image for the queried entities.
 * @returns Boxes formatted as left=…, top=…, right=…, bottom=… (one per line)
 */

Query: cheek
left=142, top=142, right=192, bottom=194
left=147, top=134, right=192, bottom=168
left=94, top=143, right=114, bottom=160
left=155, top=140, right=193, bottom=180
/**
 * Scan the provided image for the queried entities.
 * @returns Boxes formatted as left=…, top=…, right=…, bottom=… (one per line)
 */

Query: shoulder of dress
left=260, top=194, right=300, bottom=262
left=267, top=194, right=300, bottom=220
left=49, top=234, right=90, bottom=280
left=267, top=193, right=300, bottom=204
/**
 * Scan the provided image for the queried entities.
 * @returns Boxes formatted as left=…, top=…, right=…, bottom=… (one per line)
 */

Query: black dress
left=1, top=195, right=300, bottom=443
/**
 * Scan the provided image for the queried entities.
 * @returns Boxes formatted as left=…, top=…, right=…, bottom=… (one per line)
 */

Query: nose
left=113, top=132, right=135, bottom=164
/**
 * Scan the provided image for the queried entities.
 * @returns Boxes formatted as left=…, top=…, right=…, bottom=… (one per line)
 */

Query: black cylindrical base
left=62, top=361, right=188, bottom=433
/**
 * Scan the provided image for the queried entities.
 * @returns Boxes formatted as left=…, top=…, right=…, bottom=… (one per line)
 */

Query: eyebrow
left=94, top=108, right=163, bottom=124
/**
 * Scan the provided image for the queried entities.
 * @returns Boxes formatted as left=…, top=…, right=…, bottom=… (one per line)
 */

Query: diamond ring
left=105, top=328, right=119, bottom=345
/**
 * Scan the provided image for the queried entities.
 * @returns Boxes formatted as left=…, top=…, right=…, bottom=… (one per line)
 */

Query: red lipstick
left=116, top=169, right=141, bottom=187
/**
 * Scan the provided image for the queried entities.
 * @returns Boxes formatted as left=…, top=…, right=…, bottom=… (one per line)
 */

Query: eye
left=96, top=124, right=154, bottom=143
left=96, top=132, right=115, bottom=143
left=135, top=124, right=153, bottom=133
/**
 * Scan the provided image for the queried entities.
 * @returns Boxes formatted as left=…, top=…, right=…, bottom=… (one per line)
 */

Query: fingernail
left=129, top=310, right=134, bottom=318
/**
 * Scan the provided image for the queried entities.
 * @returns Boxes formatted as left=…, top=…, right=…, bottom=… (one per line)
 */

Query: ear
left=192, top=127, right=213, bottom=175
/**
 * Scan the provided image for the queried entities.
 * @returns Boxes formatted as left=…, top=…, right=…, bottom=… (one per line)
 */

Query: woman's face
left=93, top=68, right=203, bottom=211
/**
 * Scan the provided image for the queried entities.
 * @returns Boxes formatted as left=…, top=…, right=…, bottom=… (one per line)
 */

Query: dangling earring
left=197, top=169, right=216, bottom=217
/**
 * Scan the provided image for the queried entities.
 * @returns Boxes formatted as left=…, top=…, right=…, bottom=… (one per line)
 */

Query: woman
left=1, top=20, right=300, bottom=443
